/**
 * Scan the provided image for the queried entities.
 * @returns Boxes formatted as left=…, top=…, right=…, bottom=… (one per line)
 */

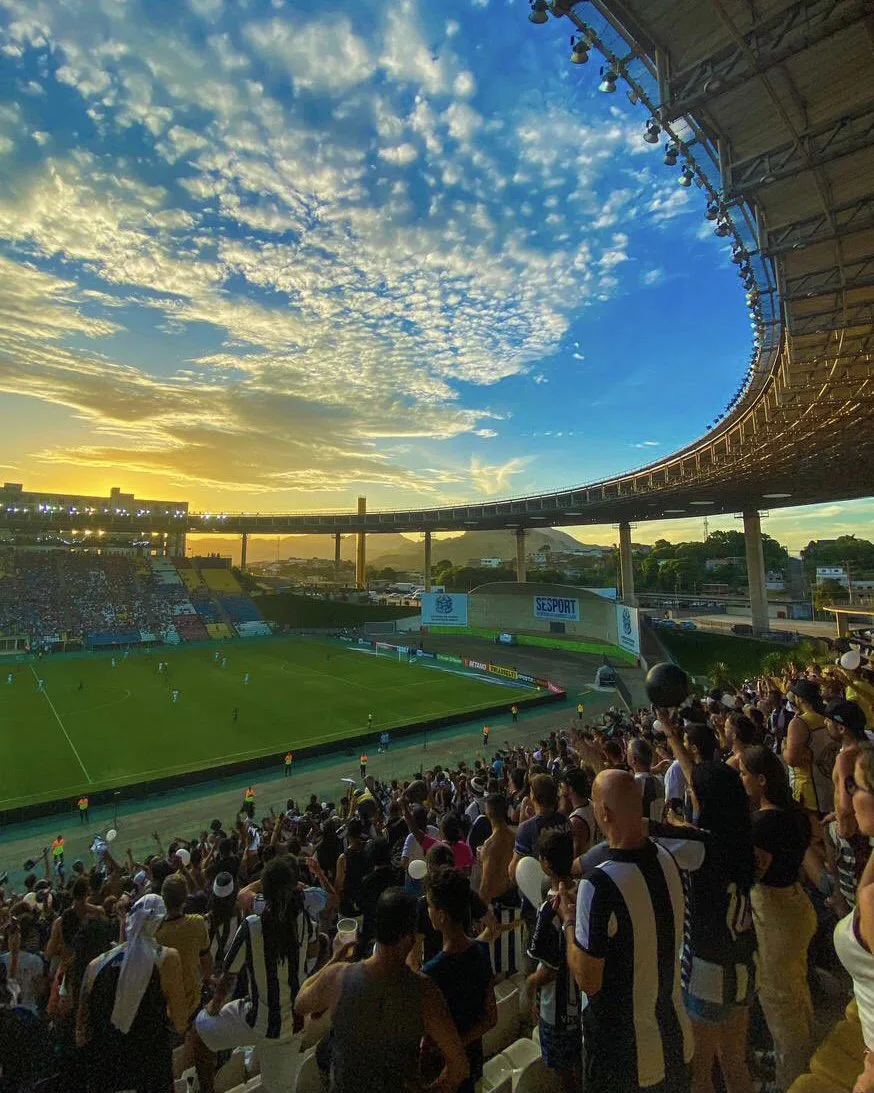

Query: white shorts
left=196, top=1001, right=300, bottom=1093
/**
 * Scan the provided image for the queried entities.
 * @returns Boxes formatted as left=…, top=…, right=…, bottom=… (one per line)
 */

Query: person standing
left=783, top=678, right=832, bottom=813
left=577, top=702, right=584, bottom=722
left=243, top=786, right=255, bottom=819
left=478, top=793, right=522, bottom=975
left=78, top=796, right=89, bottom=825
left=423, top=869, right=497, bottom=1093
left=511, top=705, right=518, bottom=723
left=834, top=743, right=874, bottom=1093
left=557, top=770, right=693, bottom=1093
left=284, top=752, right=293, bottom=777
left=509, top=774, right=569, bottom=884
left=528, top=830, right=582, bottom=1093
left=76, top=894, right=188, bottom=1093
left=52, top=835, right=65, bottom=871
left=232, top=708, right=238, bottom=723
left=739, top=745, right=816, bottom=1092
left=482, top=725, right=490, bottom=748
left=195, top=858, right=318, bottom=1093
left=295, top=888, right=468, bottom=1093
left=359, top=753, right=368, bottom=779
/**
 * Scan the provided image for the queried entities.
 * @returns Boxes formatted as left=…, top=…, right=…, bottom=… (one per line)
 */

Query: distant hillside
left=187, top=528, right=601, bottom=567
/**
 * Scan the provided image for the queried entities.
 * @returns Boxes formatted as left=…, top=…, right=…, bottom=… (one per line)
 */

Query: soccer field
left=0, top=638, right=534, bottom=809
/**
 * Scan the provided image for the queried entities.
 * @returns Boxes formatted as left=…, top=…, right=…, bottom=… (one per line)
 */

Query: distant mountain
left=187, top=527, right=604, bottom=567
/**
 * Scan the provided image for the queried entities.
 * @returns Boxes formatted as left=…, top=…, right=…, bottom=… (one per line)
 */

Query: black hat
left=788, top=679, right=823, bottom=711
left=824, top=699, right=867, bottom=734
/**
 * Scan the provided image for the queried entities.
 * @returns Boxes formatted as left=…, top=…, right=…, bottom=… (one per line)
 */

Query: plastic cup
left=336, top=918, right=358, bottom=946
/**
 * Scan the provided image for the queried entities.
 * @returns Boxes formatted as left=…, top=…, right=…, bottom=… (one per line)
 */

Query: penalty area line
left=29, top=665, right=93, bottom=784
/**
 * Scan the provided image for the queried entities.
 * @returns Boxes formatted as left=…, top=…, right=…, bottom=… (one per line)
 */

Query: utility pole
left=845, top=559, right=855, bottom=604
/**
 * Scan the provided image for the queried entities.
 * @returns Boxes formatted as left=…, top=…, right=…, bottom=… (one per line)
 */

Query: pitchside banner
left=616, top=604, right=641, bottom=657
left=421, top=592, right=468, bottom=627
left=533, top=595, right=580, bottom=622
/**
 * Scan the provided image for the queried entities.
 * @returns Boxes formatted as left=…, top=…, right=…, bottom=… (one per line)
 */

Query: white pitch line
left=29, top=665, right=92, bottom=783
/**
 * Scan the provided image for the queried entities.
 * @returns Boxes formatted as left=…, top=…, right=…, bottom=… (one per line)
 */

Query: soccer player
left=78, top=680, right=84, bottom=691
left=37, top=678, right=45, bottom=692
left=171, top=689, right=180, bottom=703
left=214, top=651, right=221, bottom=662
left=6, top=672, right=12, bottom=685
left=284, top=752, right=293, bottom=776
left=111, top=657, right=116, bottom=669
left=367, top=712, right=373, bottom=730
left=243, top=673, right=250, bottom=685
left=482, top=725, right=490, bottom=748
left=221, top=657, right=228, bottom=669
left=232, top=707, right=239, bottom=723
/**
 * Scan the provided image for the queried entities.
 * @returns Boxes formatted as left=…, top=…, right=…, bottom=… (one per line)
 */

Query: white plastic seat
left=215, top=1051, right=247, bottom=1093
left=502, top=1037, right=541, bottom=1071
left=482, top=1052, right=513, bottom=1093
left=495, top=978, right=517, bottom=1001
left=483, top=990, right=520, bottom=1058
left=294, top=1047, right=324, bottom=1093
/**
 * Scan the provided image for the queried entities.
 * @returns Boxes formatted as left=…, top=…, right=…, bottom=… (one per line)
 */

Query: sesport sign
left=533, top=596, right=580, bottom=622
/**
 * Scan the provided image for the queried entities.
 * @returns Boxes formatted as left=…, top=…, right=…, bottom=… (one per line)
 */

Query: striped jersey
left=575, top=839, right=693, bottom=1091
left=225, top=908, right=316, bottom=1039
left=528, top=887, right=582, bottom=1029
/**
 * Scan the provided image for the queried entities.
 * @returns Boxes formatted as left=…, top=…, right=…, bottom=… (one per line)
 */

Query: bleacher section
left=0, top=550, right=271, bottom=649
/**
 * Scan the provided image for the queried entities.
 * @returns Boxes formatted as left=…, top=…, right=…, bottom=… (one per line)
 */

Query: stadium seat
left=503, top=1038, right=561, bottom=1093
left=215, top=1051, right=247, bottom=1092
left=482, top=1053, right=514, bottom=1093
left=293, top=1047, right=322, bottom=1093
left=483, top=989, right=520, bottom=1059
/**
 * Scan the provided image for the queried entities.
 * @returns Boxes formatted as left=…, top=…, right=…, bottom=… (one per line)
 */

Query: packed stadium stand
left=0, top=550, right=270, bottom=648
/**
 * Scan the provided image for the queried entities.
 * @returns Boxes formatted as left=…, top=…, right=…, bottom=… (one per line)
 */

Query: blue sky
left=0, top=0, right=869, bottom=550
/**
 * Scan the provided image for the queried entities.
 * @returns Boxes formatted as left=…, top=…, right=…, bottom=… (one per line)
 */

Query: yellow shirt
left=789, top=709, right=827, bottom=811
left=846, top=678, right=874, bottom=729
left=156, top=914, right=210, bottom=1018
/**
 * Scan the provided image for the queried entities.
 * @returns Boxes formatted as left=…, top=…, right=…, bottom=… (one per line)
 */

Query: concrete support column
left=334, top=532, right=342, bottom=585
left=240, top=531, right=248, bottom=571
left=515, top=528, right=527, bottom=583
left=423, top=530, right=432, bottom=593
left=743, top=509, right=769, bottom=633
left=836, top=612, right=849, bottom=639
left=355, top=497, right=367, bottom=589
left=618, top=521, right=637, bottom=606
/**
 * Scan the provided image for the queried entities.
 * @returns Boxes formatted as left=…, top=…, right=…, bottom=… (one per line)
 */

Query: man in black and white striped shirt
left=557, top=769, right=692, bottom=1093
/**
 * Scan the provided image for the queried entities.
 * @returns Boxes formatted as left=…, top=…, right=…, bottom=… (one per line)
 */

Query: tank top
left=834, top=910, right=874, bottom=1049
left=789, top=711, right=832, bottom=812
left=330, top=962, right=424, bottom=1093
left=569, top=804, right=596, bottom=849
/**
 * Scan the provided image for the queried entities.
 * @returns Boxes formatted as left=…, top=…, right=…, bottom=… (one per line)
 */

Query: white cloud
left=244, top=16, right=374, bottom=93
left=378, top=142, right=418, bottom=165
left=470, top=456, right=531, bottom=495
left=631, top=439, right=660, bottom=447
left=642, top=268, right=664, bottom=286
left=453, top=71, right=476, bottom=97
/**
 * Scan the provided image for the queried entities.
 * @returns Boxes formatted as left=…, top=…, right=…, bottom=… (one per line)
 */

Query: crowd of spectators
left=0, top=552, right=188, bottom=646
left=3, top=652, right=874, bottom=1093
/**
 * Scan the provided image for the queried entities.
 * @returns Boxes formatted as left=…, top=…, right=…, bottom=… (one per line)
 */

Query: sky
left=0, top=0, right=870, bottom=553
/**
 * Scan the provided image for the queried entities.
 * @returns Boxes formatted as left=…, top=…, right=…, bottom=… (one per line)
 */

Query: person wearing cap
left=784, top=678, right=833, bottom=813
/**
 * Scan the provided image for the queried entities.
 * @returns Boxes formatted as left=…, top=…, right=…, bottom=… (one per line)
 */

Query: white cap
left=175, top=848, right=191, bottom=867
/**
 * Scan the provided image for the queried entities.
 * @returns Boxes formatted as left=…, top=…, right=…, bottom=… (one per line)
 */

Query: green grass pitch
left=0, top=638, right=533, bottom=809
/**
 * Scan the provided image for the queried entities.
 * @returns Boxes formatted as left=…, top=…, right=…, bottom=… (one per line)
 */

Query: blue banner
left=422, top=592, right=468, bottom=626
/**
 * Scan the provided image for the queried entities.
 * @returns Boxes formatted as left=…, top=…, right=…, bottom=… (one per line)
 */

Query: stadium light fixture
left=598, top=67, right=617, bottom=93
left=570, top=36, right=589, bottom=64
left=663, top=144, right=679, bottom=167
left=528, top=0, right=549, bottom=23
left=705, top=202, right=719, bottom=221
left=643, top=120, right=660, bottom=144
left=679, top=166, right=694, bottom=187
left=714, top=219, right=731, bottom=237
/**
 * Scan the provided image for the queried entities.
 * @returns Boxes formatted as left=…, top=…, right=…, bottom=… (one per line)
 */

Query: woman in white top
left=835, top=744, right=874, bottom=1093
